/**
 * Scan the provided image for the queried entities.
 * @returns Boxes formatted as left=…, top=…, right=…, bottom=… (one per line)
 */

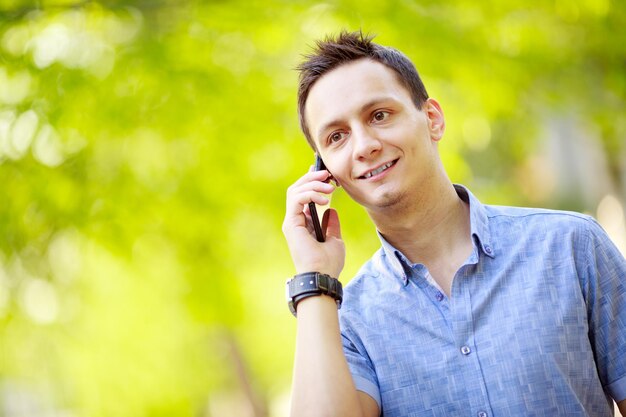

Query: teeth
left=364, top=161, right=394, bottom=178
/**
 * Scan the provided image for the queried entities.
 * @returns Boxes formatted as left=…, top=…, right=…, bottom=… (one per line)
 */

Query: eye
left=329, top=131, right=348, bottom=144
left=372, top=111, right=389, bottom=122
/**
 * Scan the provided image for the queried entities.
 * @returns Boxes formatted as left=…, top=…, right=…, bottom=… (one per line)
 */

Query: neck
left=369, top=179, right=471, bottom=267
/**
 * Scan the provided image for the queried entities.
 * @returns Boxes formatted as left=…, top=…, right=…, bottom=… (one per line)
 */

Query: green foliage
left=0, top=1, right=624, bottom=416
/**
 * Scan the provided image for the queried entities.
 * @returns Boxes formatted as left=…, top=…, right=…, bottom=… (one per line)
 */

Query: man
left=282, top=31, right=626, bottom=417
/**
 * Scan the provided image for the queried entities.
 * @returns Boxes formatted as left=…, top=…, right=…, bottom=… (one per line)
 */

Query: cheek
left=390, top=123, right=429, bottom=154
left=324, top=150, right=352, bottom=183
left=330, top=167, right=350, bottom=188
left=339, top=183, right=367, bottom=206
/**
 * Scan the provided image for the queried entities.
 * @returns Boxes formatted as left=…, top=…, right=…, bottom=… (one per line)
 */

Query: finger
left=285, top=191, right=330, bottom=218
left=291, top=169, right=332, bottom=187
left=303, top=211, right=315, bottom=234
left=283, top=207, right=318, bottom=241
left=287, top=184, right=333, bottom=209
left=294, top=192, right=330, bottom=208
left=290, top=180, right=335, bottom=196
left=322, top=208, right=342, bottom=240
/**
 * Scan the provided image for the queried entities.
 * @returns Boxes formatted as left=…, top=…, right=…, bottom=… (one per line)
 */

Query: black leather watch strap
left=286, top=272, right=343, bottom=317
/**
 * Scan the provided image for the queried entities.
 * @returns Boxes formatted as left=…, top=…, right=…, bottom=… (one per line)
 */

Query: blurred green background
left=0, top=0, right=625, bottom=416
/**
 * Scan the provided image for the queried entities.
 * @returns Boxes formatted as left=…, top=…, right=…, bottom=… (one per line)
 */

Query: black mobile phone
left=309, top=154, right=327, bottom=242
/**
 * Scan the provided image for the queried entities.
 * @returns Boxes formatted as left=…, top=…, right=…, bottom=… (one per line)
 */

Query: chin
left=365, top=190, right=408, bottom=211
left=379, top=191, right=406, bottom=207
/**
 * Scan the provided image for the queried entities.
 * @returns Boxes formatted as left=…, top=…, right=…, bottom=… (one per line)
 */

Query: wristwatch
left=285, top=272, right=343, bottom=317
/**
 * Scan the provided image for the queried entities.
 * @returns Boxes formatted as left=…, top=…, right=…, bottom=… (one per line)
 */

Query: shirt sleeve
left=340, top=322, right=382, bottom=411
left=582, top=218, right=626, bottom=402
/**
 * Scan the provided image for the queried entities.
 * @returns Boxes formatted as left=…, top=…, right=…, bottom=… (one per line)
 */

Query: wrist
left=295, top=263, right=343, bottom=277
left=285, top=272, right=343, bottom=317
left=293, top=293, right=338, bottom=316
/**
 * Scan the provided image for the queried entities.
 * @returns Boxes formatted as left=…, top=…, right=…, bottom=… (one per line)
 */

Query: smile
left=361, top=159, right=398, bottom=179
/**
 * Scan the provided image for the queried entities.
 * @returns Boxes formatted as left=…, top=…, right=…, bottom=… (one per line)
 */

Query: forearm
left=290, top=295, right=363, bottom=417
left=283, top=170, right=358, bottom=416
left=618, top=398, right=626, bottom=415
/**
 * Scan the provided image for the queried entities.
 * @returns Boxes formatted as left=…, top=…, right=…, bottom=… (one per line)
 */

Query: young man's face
left=304, top=58, right=445, bottom=213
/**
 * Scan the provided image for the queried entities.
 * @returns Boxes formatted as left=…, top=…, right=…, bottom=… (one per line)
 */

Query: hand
left=282, top=169, right=345, bottom=278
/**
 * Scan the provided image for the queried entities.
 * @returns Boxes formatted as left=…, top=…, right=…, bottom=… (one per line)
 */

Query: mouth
left=359, top=159, right=398, bottom=179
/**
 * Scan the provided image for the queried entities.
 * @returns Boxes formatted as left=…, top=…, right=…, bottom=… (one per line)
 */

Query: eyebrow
left=315, top=96, right=395, bottom=141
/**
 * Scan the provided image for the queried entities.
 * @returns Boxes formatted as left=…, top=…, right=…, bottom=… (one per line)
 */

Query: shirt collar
left=377, top=184, right=495, bottom=286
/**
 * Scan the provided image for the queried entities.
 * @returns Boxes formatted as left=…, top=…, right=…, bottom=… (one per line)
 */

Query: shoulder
left=486, top=204, right=592, bottom=223
left=485, top=204, right=602, bottom=238
left=482, top=204, right=622, bottom=273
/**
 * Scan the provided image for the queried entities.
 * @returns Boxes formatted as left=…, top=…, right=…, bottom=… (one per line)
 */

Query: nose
left=351, top=125, right=382, bottom=161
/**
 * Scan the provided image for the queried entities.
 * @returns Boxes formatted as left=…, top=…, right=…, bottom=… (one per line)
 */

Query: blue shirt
left=339, top=185, right=626, bottom=417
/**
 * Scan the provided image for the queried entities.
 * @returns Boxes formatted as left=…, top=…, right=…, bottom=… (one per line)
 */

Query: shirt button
left=484, top=245, right=492, bottom=254
left=478, top=412, right=488, bottom=417
left=461, top=345, right=471, bottom=355
left=435, top=292, right=444, bottom=301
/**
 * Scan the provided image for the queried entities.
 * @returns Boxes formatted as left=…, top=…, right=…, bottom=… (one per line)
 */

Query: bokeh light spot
left=20, top=278, right=59, bottom=324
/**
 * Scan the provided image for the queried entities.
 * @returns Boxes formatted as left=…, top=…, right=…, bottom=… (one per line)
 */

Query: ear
left=425, top=98, right=445, bottom=142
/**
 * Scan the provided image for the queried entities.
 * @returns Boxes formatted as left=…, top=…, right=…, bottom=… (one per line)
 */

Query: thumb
left=322, top=208, right=342, bottom=240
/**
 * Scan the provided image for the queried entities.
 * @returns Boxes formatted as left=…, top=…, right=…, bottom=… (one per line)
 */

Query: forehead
left=304, top=59, right=412, bottom=139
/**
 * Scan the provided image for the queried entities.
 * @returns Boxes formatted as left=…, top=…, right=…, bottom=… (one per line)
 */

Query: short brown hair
left=296, top=30, right=429, bottom=149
